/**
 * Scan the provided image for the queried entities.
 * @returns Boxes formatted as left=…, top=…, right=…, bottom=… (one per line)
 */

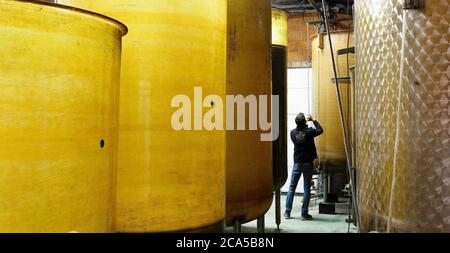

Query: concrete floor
left=225, top=194, right=358, bottom=233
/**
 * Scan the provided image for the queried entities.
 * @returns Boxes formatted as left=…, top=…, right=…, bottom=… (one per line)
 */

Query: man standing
left=285, top=113, right=323, bottom=220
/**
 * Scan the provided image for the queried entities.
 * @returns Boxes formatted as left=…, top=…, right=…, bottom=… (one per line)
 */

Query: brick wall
left=287, top=12, right=353, bottom=68
left=287, top=12, right=319, bottom=68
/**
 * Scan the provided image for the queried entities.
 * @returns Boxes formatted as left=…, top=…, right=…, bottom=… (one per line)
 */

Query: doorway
left=282, top=67, right=313, bottom=194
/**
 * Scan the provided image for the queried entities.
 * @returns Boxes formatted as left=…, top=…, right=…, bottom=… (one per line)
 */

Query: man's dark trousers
left=285, top=162, right=313, bottom=216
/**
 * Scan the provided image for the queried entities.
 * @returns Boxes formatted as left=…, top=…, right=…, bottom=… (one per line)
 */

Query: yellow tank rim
left=18, top=0, right=128, bottom=35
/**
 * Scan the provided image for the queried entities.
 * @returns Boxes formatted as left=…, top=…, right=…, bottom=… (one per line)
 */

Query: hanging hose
left=387, top=9, right=408, bottom=233
left=320, top=0, right=361, bottom=232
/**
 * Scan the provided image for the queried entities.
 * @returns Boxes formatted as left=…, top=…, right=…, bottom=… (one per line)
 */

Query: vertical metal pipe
left=323, top=168, right=329, bottom=203
left=233, top=221, right=241, bottom=233
left=320, top=0, right=361, bottom=231
left=275, top=190, right=281, bottom=230
left=257, top=215, right=265, bottom=233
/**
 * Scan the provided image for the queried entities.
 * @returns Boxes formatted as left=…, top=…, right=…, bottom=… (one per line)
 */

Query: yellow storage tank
left=272, top=8, right=288, bottom=48
left=311, top=32, right=354, bottom=165
left=271, top=7, right=288, bottom=230
left=226, top=0, right=273, bottom=226
left=355, top=0, right=450, bottom=232
left=0, top=0, right=126, bottom=232
left=271, top=8, right=288, bottom=191
left=60, top=0, right=227, bottom=232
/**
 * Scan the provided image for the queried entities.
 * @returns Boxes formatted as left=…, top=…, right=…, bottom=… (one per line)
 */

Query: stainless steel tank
left=355, top=0, right=450, bottom=232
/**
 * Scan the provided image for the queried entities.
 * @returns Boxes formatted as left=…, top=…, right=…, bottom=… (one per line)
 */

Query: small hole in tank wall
left=100, top=139, right=105, bottom=148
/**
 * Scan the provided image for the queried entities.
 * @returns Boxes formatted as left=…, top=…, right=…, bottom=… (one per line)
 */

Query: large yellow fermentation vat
left=355, top=0, right=450, bottom=232
left=271, top=8, right=288, bottom=191
left=311, top=32, right=354, bottom=165
left=226, top=0, right=273, bottom=225
left=60, top=0, right=227, bottom=232
left=0, top=0, right=126, bottom=232
left=272, top=8, right=288, bottom=48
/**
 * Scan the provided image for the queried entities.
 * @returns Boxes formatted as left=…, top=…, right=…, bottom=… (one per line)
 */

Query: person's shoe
left=301, top=214, right=313, bottom=221
left=284, top=212, right=291, bottom=219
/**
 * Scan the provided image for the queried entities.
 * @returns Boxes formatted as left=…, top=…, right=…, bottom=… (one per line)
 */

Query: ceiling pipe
left=273, top=4, right=313, bottom=9
left=306, top=17, right=352, bottom=25
left=307, top=0, right=325, bottom=17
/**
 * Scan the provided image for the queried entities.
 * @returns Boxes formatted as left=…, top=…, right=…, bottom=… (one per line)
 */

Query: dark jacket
left=290, top=121, right=324, bottom=163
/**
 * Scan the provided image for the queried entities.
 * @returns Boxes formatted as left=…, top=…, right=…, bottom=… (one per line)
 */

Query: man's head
left=295, top=113, right=307, bottom=127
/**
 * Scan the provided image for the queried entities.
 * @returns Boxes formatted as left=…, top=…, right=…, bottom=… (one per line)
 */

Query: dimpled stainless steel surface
left=401, top=0, right=450, bottom=232
left=355, top=0, right=402, bottom=232
left=355, top=0, right=449, bottom=232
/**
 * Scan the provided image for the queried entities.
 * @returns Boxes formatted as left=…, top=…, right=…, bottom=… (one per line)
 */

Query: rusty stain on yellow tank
left=0, top=0, right=126, bottom=232
left=60, top=0, right=227, bottom=232
left=311, top=32, right=355, bottom=164
left=226, top=0, right=273, bottom=225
